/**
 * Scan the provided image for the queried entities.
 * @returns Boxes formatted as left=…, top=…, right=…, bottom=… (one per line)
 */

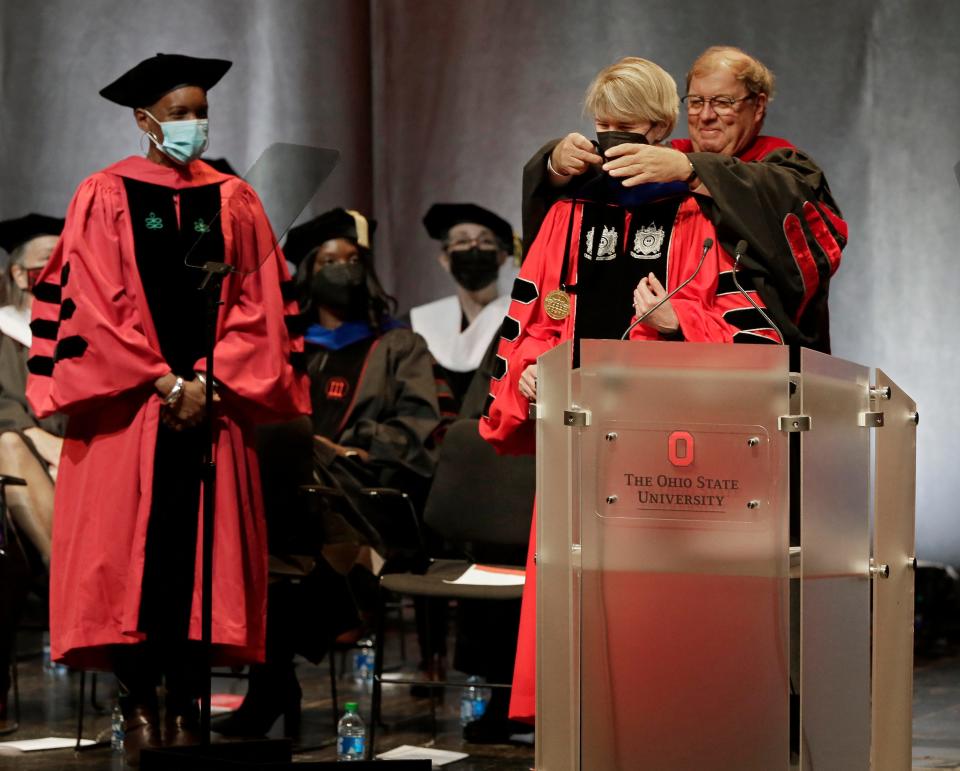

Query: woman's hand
left=518, top=364, right=538, bottom=401
left=156, top=375, right=219, bottom=430
left=315, top=434, right=370, bottom=462
left=633, top=273, right=679, bottom=334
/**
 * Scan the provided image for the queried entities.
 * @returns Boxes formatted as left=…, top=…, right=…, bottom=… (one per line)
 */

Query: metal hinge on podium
left=779, top=415, right=811, bottom=432
left=860, top=385, right=889, bottom=428
left=563, top=406, right=591, bottom=427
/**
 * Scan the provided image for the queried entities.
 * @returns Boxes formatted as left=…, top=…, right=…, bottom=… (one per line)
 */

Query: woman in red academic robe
left=480, top=57, right=785, bottom=725
left=26, top=53, right=309, bottom=760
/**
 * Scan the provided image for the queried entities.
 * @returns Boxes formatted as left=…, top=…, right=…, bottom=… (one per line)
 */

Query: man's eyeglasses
left=445, top=236, right=500, bottom=252
left=681, top=94, right=756, bottom=115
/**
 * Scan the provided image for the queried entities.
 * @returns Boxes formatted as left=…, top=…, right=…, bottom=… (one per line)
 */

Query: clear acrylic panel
left=535, top=341, right=579, bottom=771
left=870, top=370, right=917, bottom=771
left=576, top=340, right=791, bottom=771
left=183, top=143, right=339, bottom=273
left=798, top=349, right=871, bottom=771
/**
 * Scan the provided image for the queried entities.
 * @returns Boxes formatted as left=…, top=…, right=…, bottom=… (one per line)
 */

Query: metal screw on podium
left=747, top=437, right=760, bottom=447
left=606, top=495, right=618, bottom=504
left=605, top=432, right=618, bottom=442
left=746, top=500, right=760, bottom=509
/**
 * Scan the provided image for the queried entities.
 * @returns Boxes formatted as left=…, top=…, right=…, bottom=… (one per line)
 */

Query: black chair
left=256, top=419, right=415, bottom=744
left=366, top=418, right=535, bottom=758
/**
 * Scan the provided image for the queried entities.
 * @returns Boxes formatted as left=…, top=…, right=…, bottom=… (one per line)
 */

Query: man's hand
left=633, top=273, right=679, bottom=334
left=549, top=133, right=603, bottom=184
left=603, top=145, right=691, bottom=188
left=518, top=364, right=538, bottom=401
left=23, top=427, right=63, bottom=467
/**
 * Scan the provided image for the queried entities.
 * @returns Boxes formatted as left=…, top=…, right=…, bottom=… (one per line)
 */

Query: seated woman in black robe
left=216, top=208, right=443, bottom=737
left=0, top=214, right=66, bottom=733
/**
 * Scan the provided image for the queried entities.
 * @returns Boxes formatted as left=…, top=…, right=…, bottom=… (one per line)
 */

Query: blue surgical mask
left=143, top=109, right=209, bottom=165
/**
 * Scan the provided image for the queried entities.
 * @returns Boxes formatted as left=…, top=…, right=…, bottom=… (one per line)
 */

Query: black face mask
left=595, top=130, right=649, bottom=161
left=448, top=247, right=500, bottom=291
left=311, top=262, right=368, bottom=317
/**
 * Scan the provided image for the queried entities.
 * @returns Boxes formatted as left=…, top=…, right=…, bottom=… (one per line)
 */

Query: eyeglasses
left=681, top=94, right=756, bottom=115
left=445, top=236, right=500, bottom=252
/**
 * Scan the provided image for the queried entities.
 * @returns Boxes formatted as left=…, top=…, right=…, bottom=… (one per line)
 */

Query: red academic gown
left=501, top=133, right=848, bottom=723
left=480, top=193, right=782, bottom=722
left=26, top=156, right=310, bottom=670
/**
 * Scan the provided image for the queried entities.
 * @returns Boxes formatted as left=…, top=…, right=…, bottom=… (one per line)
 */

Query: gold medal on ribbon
left=544, top=289, right=571, bottom=320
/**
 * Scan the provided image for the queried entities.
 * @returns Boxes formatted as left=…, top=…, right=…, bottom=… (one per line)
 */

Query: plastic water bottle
left=336, top=701, right=366, bottom=761
left=110, top=703, right=125, bottom=753
left=352, top=638, right=374, bottom=685
left=42, top=631, right=67, bottom=675
left=460, top=675, right=489, bottom=726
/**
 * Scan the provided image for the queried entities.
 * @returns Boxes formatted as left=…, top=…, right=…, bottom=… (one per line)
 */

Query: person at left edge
left=0, top=213, right=66, bottom=734
left=25, top=53, right=310, bottom=764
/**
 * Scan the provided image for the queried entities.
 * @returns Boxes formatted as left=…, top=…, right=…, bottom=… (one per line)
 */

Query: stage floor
left=3, top=623, right=959, bottom=770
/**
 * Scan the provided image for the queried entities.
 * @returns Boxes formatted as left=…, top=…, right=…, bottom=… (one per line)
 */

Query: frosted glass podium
left=535, top=340, right=916, bottom=771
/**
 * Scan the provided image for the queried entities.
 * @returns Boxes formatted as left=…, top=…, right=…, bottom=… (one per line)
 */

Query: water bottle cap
left=345, top=701, right=359, bottom=712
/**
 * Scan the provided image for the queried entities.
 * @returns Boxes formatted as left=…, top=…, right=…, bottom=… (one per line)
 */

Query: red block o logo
left=668, top=431, right=694, bottom=467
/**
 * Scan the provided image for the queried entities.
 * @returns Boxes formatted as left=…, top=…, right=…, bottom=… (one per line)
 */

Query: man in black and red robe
left=522, top=46, right=846, bottom=353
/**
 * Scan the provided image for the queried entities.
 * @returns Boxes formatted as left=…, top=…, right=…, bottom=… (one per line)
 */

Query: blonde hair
left=686, top=46, right=776, bottom=100
left=584, top=57, right=679, bottom=137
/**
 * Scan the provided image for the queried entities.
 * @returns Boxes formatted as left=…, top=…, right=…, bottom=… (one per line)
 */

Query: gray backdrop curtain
left=1, top=0, right=957, bottom=561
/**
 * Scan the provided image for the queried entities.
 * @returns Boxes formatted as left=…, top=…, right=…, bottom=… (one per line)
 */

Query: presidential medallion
left=544, top=289, right=571, bottom=320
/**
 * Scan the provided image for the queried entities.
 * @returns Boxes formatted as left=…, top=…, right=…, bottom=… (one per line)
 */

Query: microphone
left=621, top=237, right=713, bottom=340
left=730, top=240, right=784, bottom=344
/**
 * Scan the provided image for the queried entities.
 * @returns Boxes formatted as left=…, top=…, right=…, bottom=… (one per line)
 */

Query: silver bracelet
left=164, top=376, right=184, bottom=405
left=547, top=155, right=570, bottom=177
left=195, top=372, right=218, bottom=393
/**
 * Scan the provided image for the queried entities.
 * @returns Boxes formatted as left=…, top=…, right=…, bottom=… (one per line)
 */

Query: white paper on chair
left=376, top=744, right=469, bottom=765
left=0, top=737, right=95, bottom=753
left=442, top=564, right=525, bottom=586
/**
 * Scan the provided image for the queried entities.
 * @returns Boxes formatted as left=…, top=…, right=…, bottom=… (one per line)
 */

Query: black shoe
left=164, top=701, right=201, bottom=747
left=213, top=666, right=301, bottom=739
left=123, top=705, right=163, bottom=766
left=463, top=714, right=534, bottom=745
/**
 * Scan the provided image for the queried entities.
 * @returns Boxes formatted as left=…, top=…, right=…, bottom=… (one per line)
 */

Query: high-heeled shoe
left=409, top=654, right=447, bottom=700
left=212, top=665, right=301, bottom=739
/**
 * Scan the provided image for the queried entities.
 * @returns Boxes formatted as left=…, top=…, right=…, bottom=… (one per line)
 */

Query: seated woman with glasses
left=521, top=45, right=847, bottom=354
left=410, top=203, right=517, bottom=419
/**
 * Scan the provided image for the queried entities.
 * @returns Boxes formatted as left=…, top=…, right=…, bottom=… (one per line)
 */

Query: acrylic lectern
left=534, top=340, right=916, bottom=771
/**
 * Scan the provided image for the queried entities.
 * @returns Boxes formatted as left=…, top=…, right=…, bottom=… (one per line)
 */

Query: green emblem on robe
left=144, top=212, right=164, bottom=230
left=193, top=219, right=210, bottom=234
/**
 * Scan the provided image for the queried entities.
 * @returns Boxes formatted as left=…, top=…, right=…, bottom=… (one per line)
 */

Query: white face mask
left=142, top=109, right=209, bottom=165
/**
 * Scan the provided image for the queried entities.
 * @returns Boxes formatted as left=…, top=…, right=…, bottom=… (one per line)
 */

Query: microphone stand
left=143, top=264, right=295, bottom=768
left=197, top=260, right=234, bottom=744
